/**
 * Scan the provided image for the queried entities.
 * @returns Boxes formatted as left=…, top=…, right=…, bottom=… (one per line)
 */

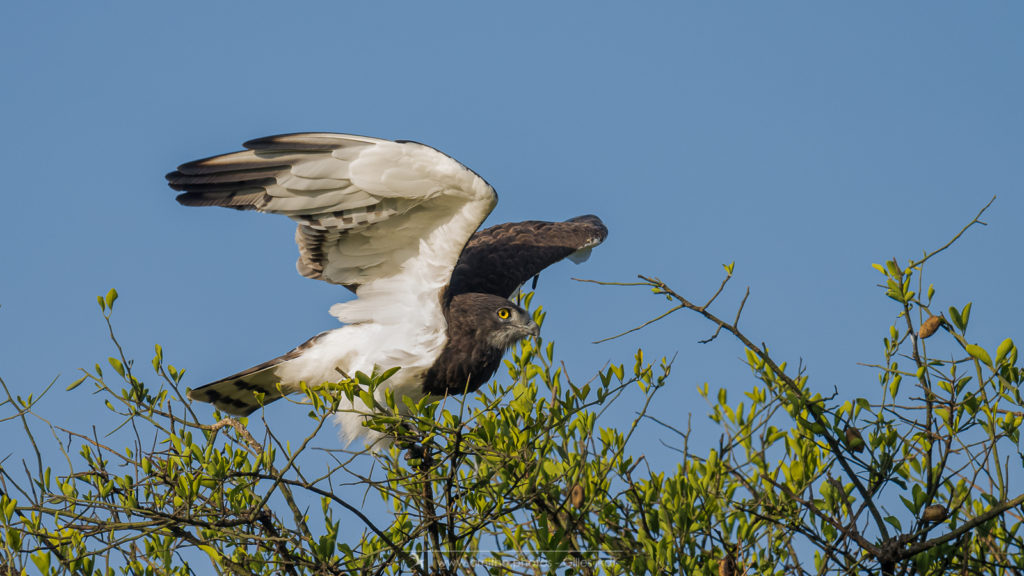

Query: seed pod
left=919, top=316, right=943, bottom=339
left=844, top=426, right=865, bottom=453
left=719, top=556, right=736, bottom=576
left=921, top=504, right=947, bottom=522
left=569, top=484, right=584, bottom=509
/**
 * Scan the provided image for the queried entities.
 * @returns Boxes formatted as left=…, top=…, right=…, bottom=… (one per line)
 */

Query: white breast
left=276, top=320, right=445, bottom=448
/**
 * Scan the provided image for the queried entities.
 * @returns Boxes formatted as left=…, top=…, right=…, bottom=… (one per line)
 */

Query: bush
left=2, top=200, right=1021, bottom=575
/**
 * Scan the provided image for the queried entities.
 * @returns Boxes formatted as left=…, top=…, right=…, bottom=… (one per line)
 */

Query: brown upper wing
left=448, top=215, right=608, bottom=299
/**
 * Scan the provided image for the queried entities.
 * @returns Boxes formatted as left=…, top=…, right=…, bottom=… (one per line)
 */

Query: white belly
left=276, top=322, right=444, bottom=449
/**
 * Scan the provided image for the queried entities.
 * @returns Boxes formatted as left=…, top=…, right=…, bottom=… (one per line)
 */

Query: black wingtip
left=243, top=133, right=348, bottom=152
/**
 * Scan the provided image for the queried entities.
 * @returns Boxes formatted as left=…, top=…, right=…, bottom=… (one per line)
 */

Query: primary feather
left=168, top=133, right=607, bottom=448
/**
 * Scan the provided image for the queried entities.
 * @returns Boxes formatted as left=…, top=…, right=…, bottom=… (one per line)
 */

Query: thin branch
left=902, top=492, right=1024, bottom=559
left=592, top=304, right=684, bottom=344
left=909, top=196, right=994, bottom=269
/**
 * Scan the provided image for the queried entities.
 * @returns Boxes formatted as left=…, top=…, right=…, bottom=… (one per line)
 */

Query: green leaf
left=510, top=392, right=533, bottom=416
left=198, top=544, right=222, bottom=564
left=961, top=302, right=972, bottom=330
left=1002, top=413, right=1021, bottom=434
left=609, top=364, right=624, bottom=381
left=108, top=357, right=126, bottom=377
left=66, top=375, right=87, bottom=391
left=995, top=338, right=1014, bottom=366
left=152, top=344, right=164, bottom=372
left=886, top=260, right=902, bottom=279
left=884, top=515, right=902, bottom=532
left=357, top=390, right=375, bottom=411
left=963, top=393, right=980, bottom=415
left=31, top=551, right=51, bottom=574
left=889, top=374, right=902, bottom=399
left=871, top=263, right=886, bottom=275
left=948, top=306, right=964, bottom=332
left=355, top=371, right=372, bottom=387
left=105, top=288, right=119, bottom=310
left=2, top=496, right=16, bottom=523
left=966, top=344, right=992, bottom=368
left=377, top=366, right=401, bottom=382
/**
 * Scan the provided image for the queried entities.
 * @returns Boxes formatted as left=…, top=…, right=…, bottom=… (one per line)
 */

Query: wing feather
left=243, top=132, right=378, bottom=152
left=449, top=215, right=608, bottom=299
left=168, top=133, right=497, bottom=329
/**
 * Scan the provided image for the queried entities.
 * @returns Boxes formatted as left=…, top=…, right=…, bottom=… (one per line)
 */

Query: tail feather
left=187, top=365, right=289, bottom=416
left=191, top=370, right=397, bottom=452
left=187, top=332, right=327, bottom=416
left=187, top=328, right=408, bottom=453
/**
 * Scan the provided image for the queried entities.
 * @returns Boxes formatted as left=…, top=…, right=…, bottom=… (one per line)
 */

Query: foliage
left=1, top=199, right=1022, bottom=575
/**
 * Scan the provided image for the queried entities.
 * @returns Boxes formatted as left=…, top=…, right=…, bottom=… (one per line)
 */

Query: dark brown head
left=423, top=293, right=539, bottom=396
left=448, top=293, right=539, bottom=351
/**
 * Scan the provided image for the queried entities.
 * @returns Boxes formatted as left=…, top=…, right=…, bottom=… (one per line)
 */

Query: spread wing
left=167, top=133, right=497, bottom=325
left=449, top=215, right=608, bottom=299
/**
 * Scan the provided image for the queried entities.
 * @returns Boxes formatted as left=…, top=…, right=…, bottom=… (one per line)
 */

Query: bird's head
left=449, top=293, right=539, bottom=351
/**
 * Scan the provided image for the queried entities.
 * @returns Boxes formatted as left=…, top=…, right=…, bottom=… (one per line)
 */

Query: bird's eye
left=497, top=308, right=511, bottom=320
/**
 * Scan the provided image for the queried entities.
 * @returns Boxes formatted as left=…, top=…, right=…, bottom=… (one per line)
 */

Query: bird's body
left=212, top=322, right=445, bottom=446
left=167, top=133, right=606, bottom=447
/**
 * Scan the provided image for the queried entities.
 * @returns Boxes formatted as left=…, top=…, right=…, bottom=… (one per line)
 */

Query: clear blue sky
left=1, top=3, right=1021, bottom=478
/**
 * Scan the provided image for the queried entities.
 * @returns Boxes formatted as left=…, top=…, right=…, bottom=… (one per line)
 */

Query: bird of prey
left=167, top=133, right=607, bottom=447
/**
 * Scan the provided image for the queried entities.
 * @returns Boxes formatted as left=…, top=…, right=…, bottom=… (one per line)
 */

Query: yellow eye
left=497, top=308, right=511, bottom=320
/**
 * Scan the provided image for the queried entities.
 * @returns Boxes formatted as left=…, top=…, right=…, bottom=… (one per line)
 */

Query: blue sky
left=1, top=1, right=1021, bottom=493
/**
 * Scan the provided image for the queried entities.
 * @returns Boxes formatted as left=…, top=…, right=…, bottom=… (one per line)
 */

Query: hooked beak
left=523, top=318, right=540, bottom=339
left=491, top=317, right=541, bottom=350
